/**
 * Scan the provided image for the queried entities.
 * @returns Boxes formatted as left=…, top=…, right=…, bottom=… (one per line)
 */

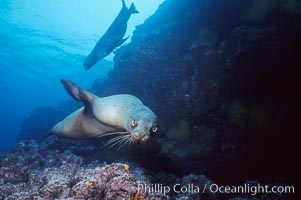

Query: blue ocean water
left=0, top=0, right=163, bottom=151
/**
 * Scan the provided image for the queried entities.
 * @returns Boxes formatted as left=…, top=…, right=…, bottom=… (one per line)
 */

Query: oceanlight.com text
left=207, top=183, right=295, bottom=196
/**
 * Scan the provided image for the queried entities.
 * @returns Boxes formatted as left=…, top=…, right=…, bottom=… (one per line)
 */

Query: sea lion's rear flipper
left=129, top=3, right=139, bottom=14
left=61, top=79, right=94, bottom=113
left=39, top=131, right=53, bottom=141
left=121, top=0, right=139, bottom=14
left=40, top=131, right=61, bottom=142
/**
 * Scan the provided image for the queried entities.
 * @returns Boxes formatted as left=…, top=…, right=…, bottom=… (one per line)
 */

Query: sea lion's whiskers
left=104, top=135, right=130, bottom=149
left=116, top=137, right=131, bottom=150
left=117, top=136, right=131, bottom=151
left=123, top=136, right=132, bottom=148
left=97, top=131, right=129, bottom=138
left=107, top=131, right=129, bottom=135
left=115, top=135, right=129, bottom=147
left=101, top=136, right=126, bottom=149
left=115, top=135, right=130, bottom=150
left=130, top=139, right=134, bottom=145
left=107, top=135, right=129, bottom=150
left=105, top=135, right=129, bottom=145
left=123, top=137, right=130, bottom=147
left=125, top=137, right=132, bottom=147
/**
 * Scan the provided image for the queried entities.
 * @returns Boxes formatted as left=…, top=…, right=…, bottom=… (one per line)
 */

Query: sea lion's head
left=127, top=108, right=158, bottom=144
left=84, top=46, right=114, bottom=70
left=84, top=53, right=99, bottom=70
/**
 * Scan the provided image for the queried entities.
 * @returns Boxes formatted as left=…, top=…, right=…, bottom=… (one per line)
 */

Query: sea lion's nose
left=139, top=132, right=149, bottom=143
left=139, top=132, right=146, bottom=137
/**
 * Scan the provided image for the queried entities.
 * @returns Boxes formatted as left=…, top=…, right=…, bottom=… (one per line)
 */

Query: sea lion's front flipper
left=61, top=79, right=94, bottom=113
left=114, top=36, right=129, bottom=47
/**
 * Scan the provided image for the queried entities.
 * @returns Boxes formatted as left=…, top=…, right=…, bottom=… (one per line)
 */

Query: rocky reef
left=0, top=139, right=168, bottom=199
left=0, top=139, right=288, bottom=199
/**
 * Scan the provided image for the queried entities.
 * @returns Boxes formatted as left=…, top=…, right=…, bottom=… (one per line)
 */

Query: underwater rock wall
left=102, top=0, right=249, bottom=123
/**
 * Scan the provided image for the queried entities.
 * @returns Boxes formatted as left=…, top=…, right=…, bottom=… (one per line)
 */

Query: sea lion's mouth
left=138, top=138, right=148, bottom=144
left=131, top=132, right=149, bottom=144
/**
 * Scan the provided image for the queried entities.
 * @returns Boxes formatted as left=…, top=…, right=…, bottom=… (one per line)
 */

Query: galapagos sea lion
left=50, top=80, right=158, bottom=147
left=84, top=0, right=139, bottom=70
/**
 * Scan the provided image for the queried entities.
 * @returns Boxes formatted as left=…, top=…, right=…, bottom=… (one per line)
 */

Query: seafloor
left=0, top=139, right=286, bottom=199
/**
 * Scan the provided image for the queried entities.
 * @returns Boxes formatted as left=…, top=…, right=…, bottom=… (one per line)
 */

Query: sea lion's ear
left=60, top=79, right=94, bottom=109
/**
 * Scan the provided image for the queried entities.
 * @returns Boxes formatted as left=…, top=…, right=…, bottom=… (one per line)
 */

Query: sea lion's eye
left=131, top=120, right=138, bottom=128
left=151, top=126, right=158, bottom=133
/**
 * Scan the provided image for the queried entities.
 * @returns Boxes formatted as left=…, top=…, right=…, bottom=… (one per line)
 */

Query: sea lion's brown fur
left=50, top=80, right=158, bottom=144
